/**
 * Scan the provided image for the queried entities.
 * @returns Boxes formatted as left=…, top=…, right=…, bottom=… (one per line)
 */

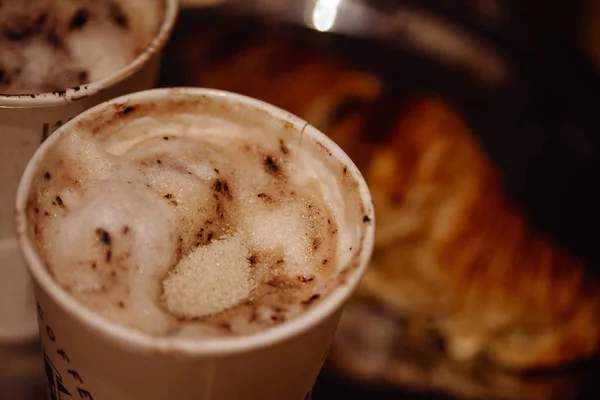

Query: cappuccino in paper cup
left=16, top=87, right=374, bottom=400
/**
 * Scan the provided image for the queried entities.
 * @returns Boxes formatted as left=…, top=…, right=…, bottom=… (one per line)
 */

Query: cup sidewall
left=36, top=275, right=340, bottom=399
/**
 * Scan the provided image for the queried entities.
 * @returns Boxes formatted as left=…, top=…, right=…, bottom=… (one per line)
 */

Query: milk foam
left=29, top=108, right=359, bottom=338
left=0, top=0, right=159, bottom=94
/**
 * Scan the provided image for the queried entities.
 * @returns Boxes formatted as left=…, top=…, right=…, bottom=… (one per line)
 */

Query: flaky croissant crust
left=363, top=96, right=600, bottom=371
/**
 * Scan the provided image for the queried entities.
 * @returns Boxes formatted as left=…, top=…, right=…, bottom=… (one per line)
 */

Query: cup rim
left=0, top=0, right=179, bottom=108
left=15, top=87, right=375, bottom=356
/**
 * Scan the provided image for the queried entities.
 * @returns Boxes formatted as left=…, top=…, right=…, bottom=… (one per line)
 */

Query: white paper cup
left=15, top=87, right=375, bottom=400
left=0, top=0, right=178, bottom=344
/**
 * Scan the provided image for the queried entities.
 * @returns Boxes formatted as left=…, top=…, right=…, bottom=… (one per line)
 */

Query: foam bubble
left=241, top=202, right=313, bottom=276
left=43, top=180, right=177, bottom=289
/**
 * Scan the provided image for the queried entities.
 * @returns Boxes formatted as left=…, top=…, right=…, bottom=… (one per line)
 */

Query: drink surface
left=25, top=95, right=367, bottom=338
left=0, top=0, right=159, bottom=94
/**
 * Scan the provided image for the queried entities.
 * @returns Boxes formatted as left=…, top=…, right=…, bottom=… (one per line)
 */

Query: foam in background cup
left=0, top=0, right=159, bottom=94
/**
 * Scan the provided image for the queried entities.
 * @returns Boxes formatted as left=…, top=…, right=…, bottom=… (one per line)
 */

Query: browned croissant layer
left=363, top=96, right=600, bottom=371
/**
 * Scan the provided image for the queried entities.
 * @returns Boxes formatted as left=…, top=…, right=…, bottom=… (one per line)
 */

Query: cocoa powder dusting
left=95, top=229, right=111, bottom=245
left=264, top=156, right=279, bottom=174
left=301, top=294, right=321, bottom=307
left=69, top=8, right=90, bottom=30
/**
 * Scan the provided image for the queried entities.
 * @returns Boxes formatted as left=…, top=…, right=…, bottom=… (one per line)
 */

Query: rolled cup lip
left=15, top=87, right=375, bottom=356
left=0, top=0, right=179, bottom=109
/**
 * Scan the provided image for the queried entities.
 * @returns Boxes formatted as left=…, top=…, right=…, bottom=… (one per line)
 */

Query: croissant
left=361, top=96, right=600, bottom=371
